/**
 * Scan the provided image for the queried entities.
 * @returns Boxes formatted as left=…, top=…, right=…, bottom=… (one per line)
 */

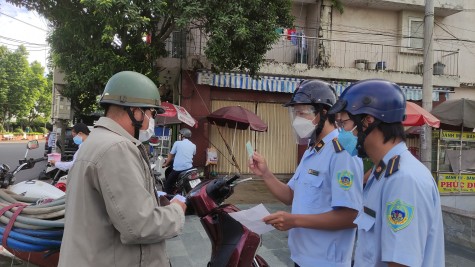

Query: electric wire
left=0, top=11, right=47, bottom=32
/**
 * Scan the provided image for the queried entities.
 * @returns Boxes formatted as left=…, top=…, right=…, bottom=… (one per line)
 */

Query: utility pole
left=421, top=0, right=434, bottom=170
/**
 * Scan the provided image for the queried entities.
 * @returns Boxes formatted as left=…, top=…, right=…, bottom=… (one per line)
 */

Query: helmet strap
left=313, top=105, right=326, bottom=140
left=125, top=107, right=144, bottom=139
left=352, top=114, right=381, bottom=158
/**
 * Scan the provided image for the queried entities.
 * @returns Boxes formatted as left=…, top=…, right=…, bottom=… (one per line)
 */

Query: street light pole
left=421, top=0, right=434, bottom=170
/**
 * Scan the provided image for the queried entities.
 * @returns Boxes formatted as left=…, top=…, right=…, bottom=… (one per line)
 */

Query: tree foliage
left=331, top=0, right=344, bottom=14
left=6, top=0, right=293, bottom=115
left=0, top=45, right=52, bottom=131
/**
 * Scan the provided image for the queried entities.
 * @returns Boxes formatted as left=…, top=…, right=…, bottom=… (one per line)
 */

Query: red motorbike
left=187, top=174, right=268, bottom=267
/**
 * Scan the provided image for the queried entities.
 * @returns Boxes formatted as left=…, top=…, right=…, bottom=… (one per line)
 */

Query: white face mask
left=292, top=116, right=316, bottom=139
left=138, top=114, right=155, bottom=142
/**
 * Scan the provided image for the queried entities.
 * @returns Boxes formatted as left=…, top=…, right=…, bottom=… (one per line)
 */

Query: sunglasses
left=336, top=118, right=352, bottom=128
left=137, top=108, right=158, bottom=119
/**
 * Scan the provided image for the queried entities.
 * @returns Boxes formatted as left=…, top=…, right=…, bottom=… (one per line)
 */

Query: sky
left=0, top=0, right=49, bottom=73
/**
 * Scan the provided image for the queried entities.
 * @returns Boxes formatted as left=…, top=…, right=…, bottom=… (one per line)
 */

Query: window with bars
left=409, top=18, right=424, bottom=49
left=171, top=31, right=186, bottom=58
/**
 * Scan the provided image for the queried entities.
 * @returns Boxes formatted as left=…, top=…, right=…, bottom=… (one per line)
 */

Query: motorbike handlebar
left=18, top=157, right=47, bottom=170
left=225, top=174, right=240, bottom=185
left=32, top=157, right=47, bottom=164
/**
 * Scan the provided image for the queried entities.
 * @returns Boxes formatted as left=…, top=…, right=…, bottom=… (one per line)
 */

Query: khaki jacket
left=58, top=117, right=184, bottom=267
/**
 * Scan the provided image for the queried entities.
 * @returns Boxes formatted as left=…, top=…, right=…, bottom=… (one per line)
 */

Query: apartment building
left=160, top=0, right=474, bottom=174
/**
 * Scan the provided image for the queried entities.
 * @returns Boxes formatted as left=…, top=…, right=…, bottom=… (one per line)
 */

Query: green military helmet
left=100, top=71, right=164, bottom=112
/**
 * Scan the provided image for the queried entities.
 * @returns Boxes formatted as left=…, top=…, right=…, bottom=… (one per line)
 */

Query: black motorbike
left=163, top=160, right=201, bottom=196
left=37, top=162, right=68, bottom=186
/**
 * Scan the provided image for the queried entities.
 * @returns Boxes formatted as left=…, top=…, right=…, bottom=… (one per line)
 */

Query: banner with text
left=438, top=173, right=475, bottom=193
left=433, top=130, right=475, bottom=141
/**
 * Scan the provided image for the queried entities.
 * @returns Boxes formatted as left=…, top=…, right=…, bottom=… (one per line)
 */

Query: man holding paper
left=249, top=79, right=363, bottom=267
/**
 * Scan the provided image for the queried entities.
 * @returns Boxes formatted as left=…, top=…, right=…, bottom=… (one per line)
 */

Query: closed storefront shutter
left=209, top=100, right=297, bottom=175
left=256, top=102, right=297, bottom=174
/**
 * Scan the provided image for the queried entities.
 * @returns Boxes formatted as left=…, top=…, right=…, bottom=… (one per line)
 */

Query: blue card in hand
left=246, top=141, right=254, bottom=158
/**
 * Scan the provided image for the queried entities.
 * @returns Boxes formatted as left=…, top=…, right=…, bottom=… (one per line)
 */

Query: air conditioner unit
left=53, top=96, right=71, bottom=120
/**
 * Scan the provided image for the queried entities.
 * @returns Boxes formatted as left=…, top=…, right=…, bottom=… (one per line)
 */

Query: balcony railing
left=165, top=31, right=459, bottom=77
left=264, top=35, right=458, bottom=77
left=339, top=0, right=463, bottom=17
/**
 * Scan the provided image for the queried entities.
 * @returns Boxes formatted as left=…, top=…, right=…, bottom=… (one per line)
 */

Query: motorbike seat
left=178, top=168, right=198, bottom=179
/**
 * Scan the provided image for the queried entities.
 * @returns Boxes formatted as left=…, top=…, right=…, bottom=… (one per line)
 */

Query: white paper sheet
left=228, top=204, right=275, bottom=235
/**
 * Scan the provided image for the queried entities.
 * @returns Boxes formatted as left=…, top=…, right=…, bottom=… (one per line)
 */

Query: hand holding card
left=246, top=141, right=254, bottom=158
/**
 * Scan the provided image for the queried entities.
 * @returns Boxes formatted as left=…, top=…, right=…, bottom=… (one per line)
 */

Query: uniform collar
left=373, top=142, right=406, bottom=180
left=94, top=117, right=142, bottom=146
left=382, top=142, right=407, bottom=163
left=309, top=129, right=339, bottom=152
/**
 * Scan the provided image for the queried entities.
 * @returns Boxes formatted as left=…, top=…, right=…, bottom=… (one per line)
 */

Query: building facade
left=160, top=0, right=474, bottom=175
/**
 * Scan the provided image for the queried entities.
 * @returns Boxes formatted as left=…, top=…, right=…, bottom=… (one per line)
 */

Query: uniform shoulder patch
left=332, top=138, right=344, bottom=153
left=374, top=160, right=386, bottom=180
left=314, top=140, right=325, bottom=152
left=385, top=199, right=414, bottom=232
left=337, top=170, right=354, bottom=190
left=384, top=155, right=400, bottom=178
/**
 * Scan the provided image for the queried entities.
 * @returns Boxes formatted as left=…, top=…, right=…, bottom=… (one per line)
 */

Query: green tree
left=26, top=61, right=52, bottom=124
left=7, top=0, right=293, bottom=114
left=0, top=45, right=51, bottom=131
left=0, top=46, right=31, bottom=130
left=0, top=46, right=8, bottom=128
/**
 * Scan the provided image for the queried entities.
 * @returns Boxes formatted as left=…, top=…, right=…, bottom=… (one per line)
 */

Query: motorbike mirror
left=0, top=163, right=10, bottom=173
left=27, top=140, right=39, bottom=150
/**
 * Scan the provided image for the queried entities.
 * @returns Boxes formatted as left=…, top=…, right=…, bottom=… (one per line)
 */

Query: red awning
left=403, top=102, right=440, bottom=128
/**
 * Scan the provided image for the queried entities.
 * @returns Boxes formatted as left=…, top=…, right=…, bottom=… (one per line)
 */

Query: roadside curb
left=0, top=140, right=43, bottom=144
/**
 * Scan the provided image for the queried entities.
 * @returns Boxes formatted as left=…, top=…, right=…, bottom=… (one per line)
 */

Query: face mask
left=73, top=135, right=83, bottom=145
left=338, top=126, right=357, bottom=156
left=292, top=116, right=316, bottom=139
left=138, top=114, right=155, bottom=142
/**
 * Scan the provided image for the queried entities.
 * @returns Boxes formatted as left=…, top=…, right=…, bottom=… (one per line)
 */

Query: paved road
left=0, top=141, right=47, bottom=183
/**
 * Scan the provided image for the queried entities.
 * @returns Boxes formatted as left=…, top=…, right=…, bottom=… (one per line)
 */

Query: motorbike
left=158, top=158, right=201, bottom=196
left=187, top=174, right=269, bottom=267
left=149, top=141, right=167, bottom=188
left=0, top=140, right=65, bottom=267
left=148, top=136, right=202, bottom=195
left=37, top=162, right=68, bottom=192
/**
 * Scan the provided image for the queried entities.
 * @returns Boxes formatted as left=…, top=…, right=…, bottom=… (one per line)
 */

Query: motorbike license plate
left=189, top=179, right=201, bottom=188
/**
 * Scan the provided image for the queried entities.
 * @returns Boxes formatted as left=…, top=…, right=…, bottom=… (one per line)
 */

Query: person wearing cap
left=328, top=79, right=444, bottom=267
left=49, top=122, right=90, bottom=171
left=162, top=128, right=196, bottom=194
left=248, top=79, right=363, bottom=267
left=58, top=71, right=186, bottom=267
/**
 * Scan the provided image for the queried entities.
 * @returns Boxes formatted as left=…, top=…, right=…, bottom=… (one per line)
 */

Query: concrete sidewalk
left=168, top=203, right=475, bottom=267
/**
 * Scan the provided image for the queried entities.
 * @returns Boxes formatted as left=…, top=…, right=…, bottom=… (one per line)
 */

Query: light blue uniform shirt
left=287, top=129, right=363, bottom=267
left=170, top=139, right=196, bottom=171
left=353, top=142, right=444, bottom=267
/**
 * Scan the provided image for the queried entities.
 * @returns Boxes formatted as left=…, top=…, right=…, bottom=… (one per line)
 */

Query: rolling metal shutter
left=209, top=100, right=297, bottom=175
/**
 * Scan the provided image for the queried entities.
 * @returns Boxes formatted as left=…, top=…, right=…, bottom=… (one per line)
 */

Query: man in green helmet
left=58, top=71, right=186, bottom=267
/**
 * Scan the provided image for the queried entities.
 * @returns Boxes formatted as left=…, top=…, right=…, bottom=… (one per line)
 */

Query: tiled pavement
left=1, top=203, right=473, bottom=266
left=167, top=204, right=293, bottom=267
left=168, top=203, right=475, bottom=267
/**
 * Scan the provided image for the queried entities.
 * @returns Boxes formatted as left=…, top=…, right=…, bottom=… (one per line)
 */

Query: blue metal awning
left=196, top=72, right=452, bottom=101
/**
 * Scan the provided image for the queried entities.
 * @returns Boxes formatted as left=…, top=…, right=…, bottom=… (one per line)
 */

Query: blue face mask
left=338, top=126, right=358, bottom=157
left=73, top=135, right=83, bottom=145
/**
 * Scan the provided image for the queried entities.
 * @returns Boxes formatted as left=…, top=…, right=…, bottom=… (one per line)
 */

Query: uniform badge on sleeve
left=337, top=170, right=353, bottom=190
left=386, top=199, right=414, bottom=232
